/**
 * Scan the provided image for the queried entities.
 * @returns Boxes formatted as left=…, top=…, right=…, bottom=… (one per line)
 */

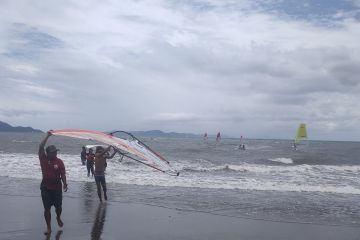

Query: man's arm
left=60, top=163, right=68, bottom=192
left=96, top=146, right=112, bottom=158
left=39, top=131, right=51, bottom=157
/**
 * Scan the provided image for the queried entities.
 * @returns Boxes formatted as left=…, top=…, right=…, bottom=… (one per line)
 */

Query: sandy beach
left=0, top=193, right=359, bottom=240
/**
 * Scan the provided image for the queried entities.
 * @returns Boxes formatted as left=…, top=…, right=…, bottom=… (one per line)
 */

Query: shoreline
left=1, top=175, right=360, bottom=229
left=1, top=194, right=360, bottom=240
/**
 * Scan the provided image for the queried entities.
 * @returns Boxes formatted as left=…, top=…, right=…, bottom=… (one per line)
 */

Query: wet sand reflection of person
left=91, top=204, right=107, bottom=240
left=45, top=230, right=63, bottom=240
left=82, top=182, right=97, bottom=222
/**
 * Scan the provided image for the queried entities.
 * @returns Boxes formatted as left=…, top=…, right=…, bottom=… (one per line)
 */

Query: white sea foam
left=269, top=158, right=293, bottom=164
left=1, top=153, right=360, bottom=195
left=12, top=140, right=33, bottom=143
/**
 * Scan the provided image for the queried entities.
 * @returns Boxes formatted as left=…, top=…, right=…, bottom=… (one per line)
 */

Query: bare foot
left=44, top=227, right=52, bottom=235
left=56, top=216, right=64, bottom=227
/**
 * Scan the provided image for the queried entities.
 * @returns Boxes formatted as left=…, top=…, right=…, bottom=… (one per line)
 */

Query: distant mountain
left=130, top=130, right=200, bottom=138
left=0, top=121, right=42, bottom=133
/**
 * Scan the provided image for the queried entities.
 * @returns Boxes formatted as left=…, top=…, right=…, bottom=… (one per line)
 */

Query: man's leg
left=95, top=177, right=102, bottom=202
left=55, top=207, right=63, bottom=227
left=101, top=176, right=107, bottom=201
left=41, top=189, right=52, bottom=235
left=90, top=165, right=94, bottom=177
left=44, top=208, right=52, bottom=235
left=87, top=164, right=90, bottom=177
left=54, top=190, right=63, bottom=227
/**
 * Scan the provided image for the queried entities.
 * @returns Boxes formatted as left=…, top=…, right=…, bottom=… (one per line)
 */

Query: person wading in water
left=86, top=148, right=95, bottom=177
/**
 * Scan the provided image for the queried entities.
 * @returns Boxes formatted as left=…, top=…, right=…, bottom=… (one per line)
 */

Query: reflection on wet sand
left=91, top=203, right=107, bottom=240
left=82, top=182, right=97, bottom=222
left=44, top=230, right=63, bottom=240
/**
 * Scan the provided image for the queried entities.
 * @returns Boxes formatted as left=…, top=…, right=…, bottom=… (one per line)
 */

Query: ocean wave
left=269, top=158, right=293, bottom=164
left=181, top=164, right=248, bottom=173
left=2, top=153, right=360, bottom=195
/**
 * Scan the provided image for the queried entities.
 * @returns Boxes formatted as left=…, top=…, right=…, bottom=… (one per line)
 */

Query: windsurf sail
left=203, top=132, right=208, bottom=140
left=294, top=123, right=307, bottom=144
left=216, top=132, right=221, bottom=141
left=50, top=129, right=179, bottom=176
left=238, top=135, right=245, bottom=150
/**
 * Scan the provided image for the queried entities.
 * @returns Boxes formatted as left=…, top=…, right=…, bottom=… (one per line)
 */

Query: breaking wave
left=1, top=153, right=360, bottom=195
left=269, top=158, right=293, bottom=164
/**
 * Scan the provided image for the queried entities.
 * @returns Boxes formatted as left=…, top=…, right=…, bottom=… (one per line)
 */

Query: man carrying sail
left=39, top=131, right=68, bottom=235
left=94, top=146, right=117, bottom=202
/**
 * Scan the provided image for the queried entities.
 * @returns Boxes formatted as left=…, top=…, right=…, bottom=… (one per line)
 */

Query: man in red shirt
left=39, top=131, right=68, bottom=235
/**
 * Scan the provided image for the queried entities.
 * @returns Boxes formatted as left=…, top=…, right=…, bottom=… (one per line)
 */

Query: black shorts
left=41, top=188, right=62, bottom=209
left=94, top=175, right=106, bottom=184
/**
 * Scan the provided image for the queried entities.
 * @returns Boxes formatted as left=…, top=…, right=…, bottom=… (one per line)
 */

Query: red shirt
left=86, top=153, right=95, bottom=161
left=39, top=149, right=66, bottom=190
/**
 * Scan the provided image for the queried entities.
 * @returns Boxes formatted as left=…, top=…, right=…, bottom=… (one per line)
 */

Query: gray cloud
left=3, top=23, right=63, bottom=59
left=0, top=0, right=360, bottom=140
left=330, top=62, right=360, bottom=86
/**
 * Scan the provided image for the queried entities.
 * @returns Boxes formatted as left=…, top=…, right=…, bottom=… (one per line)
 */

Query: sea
left=1, top=132, right=360, bottom=227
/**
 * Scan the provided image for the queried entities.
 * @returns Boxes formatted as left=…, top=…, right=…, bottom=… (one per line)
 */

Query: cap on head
left=46, top=145, right=58, bottom=154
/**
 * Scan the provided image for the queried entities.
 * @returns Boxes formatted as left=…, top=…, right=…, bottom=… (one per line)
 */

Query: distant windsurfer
left=86, top=148, right=95, bottom=177
left=239, top=144, right=246, bottom=150
left=94, top=146, right=117, bottom=202
left=39, top=131, right=68, bottom=235
left=203, top=132, right=208, bottom=140
left=216, top=132, right=221, bottom=142
left=239, top=136, right=245, bottom=150
left=81, top=146, right=86, bottom=165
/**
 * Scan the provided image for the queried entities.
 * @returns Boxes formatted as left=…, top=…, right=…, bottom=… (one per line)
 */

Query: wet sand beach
left=1, top=193, right=360, bottom=240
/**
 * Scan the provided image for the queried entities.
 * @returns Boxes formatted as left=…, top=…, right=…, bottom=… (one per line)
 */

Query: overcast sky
left=1, top=0, right=360, bottom=140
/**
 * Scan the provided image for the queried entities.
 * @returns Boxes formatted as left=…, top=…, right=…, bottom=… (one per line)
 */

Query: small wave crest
left=269, top=158, right=293, bottom=164
left=182, top=164, right=248, bottom=173
left=12, top=140, right=33, bottom=143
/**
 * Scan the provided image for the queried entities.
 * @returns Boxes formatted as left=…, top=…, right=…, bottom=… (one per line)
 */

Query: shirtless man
left=94, top=146, right=117, bottom=202
left=39, top=131, right=68, bottom=235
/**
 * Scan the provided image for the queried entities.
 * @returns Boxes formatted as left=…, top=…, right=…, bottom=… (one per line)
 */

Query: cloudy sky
left=1, top=0, right=360, bottom=140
